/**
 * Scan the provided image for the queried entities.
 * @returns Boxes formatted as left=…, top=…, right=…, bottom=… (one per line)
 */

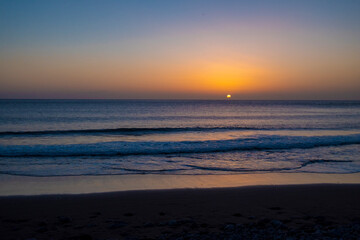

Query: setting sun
left=0, top=1, right=360, bottom=239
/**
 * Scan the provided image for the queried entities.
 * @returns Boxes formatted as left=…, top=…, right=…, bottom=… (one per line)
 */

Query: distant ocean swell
left=0, top=126, right=358, bottom=137
left=1, top=134, right=360, bottom=158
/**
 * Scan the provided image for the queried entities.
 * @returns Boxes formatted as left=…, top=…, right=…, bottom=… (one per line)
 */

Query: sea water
left=0, top=100, right=359, bottom=177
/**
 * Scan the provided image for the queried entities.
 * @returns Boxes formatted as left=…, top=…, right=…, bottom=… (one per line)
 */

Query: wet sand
left=2, top=172, right=360, bottom=196
left=1, top=184, right=360, bottom=239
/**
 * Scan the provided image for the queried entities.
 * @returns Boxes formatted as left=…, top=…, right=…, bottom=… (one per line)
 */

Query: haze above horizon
left=0, top=0, right=359, bottom=100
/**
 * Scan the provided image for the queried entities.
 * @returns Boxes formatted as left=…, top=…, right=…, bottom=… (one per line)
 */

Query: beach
left=2, top=0, right=360, bottom=238
left=1, top=184, right=359, bottom=239
left=1, top=100, right=360, bottom=239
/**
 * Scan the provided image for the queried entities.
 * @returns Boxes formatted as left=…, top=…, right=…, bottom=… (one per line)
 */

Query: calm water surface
left=0, top=100, right=359, bottom=176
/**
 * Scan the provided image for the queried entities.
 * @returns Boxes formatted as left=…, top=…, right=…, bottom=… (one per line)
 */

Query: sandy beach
left=1, top=184, right=359, bottom=239
left=2, top=0, right=360, bottom=238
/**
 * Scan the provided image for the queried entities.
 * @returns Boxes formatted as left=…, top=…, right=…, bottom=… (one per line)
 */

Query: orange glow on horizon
left=184, top=61, right=276, bottom=95
left=2, top=50, right=358, bottom=99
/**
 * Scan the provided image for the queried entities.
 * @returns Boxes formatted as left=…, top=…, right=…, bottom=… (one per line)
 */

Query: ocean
left=0, top=99, right=360, bottom=177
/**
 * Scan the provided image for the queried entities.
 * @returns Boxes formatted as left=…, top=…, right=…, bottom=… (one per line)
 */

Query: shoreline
left=1, top=172, right=360, bottom=196
left=1, top=184, right=359, bottom=239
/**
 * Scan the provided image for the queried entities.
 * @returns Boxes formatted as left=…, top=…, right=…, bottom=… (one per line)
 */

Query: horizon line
left=1, top=98, right=360, bottom=101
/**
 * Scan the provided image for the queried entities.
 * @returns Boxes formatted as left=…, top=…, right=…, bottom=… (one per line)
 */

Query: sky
left=0, top=0, right=359, bottom=100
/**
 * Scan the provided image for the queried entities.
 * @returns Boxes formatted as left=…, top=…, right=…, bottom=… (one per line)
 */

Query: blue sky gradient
left=1, top=0, right=359, bottom=99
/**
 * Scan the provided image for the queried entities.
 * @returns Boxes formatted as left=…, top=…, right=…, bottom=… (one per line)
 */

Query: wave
left=0, top=159, right=357, bottom=177
left=300, top=159, right=353, bottom=167
left=0, top=127, right=251, bottom=136
left=1, top=134, right=360, bottom=157
left=185, top=160, right=355, bottom=172
left=0, top=126, right=356, bottom=137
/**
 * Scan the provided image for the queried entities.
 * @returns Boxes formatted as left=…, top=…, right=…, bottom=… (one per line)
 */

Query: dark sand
left=1, top=184, right=359, bottom=240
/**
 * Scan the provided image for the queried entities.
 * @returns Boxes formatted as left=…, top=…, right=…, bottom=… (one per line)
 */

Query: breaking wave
left=1, top=134, right=359, bottom=158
